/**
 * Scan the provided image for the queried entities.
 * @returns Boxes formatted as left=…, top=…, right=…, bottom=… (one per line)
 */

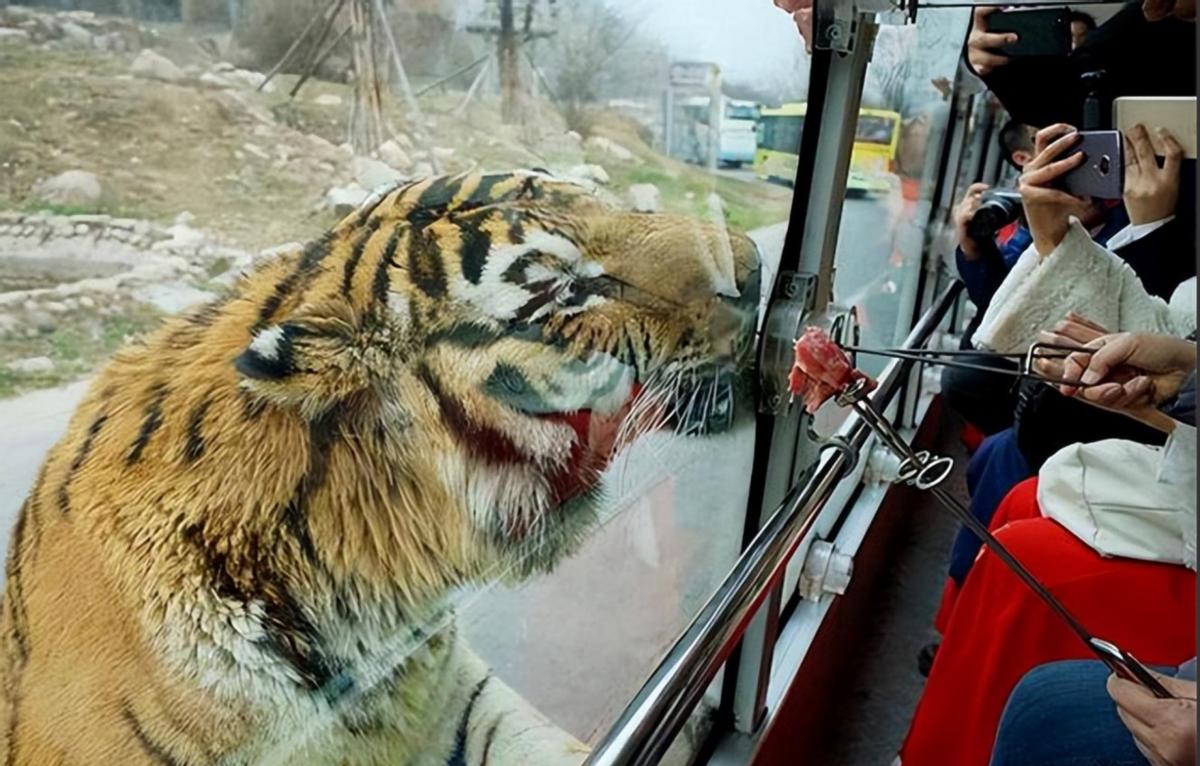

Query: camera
left=967, top=190, right=1024, bottom=241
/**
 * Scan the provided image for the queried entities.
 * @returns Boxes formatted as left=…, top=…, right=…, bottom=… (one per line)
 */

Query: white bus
left=673, top=96, right=761, bottom=168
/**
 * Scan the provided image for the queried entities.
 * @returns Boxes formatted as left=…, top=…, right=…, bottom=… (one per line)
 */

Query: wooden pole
left=498, top=0, right=522, bottom=124
left=454, top=55, right=493, bottom=118
left=348, top=0, right=386, bottom=155
left=371, top=0, right=423, bottom=119
left=256, top=0, right=340, bottom=92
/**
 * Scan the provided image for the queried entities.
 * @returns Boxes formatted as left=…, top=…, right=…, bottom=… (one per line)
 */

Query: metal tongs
left=839, top=342, right=1111, bottom=391
left=830, top=349, right=1174, bottom=698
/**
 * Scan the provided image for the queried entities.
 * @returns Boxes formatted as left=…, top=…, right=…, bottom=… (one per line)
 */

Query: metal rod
left=840, top=387, right=1173, bottom=699
left=585, top=283, right=963, bottom=766
left=840, top=345, right=1105, bottom=389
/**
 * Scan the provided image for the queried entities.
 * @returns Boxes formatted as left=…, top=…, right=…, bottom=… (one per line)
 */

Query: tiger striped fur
left=0, top=170, right=760, bottom=764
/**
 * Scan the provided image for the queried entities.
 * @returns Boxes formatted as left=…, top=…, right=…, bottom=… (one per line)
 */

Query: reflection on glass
left=0, top=0, right=805, bottom=762
left=832, top=11, right=972, bottom=378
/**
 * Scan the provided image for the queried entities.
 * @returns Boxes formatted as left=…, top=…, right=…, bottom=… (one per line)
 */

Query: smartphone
left=1089, top=638, right=1174, bottom=699
left=1113, top=97, right=1198, bottom=160
left=986, top=8, right=1072, bottom=59
left=1060, top=131, right=1124, bottom=199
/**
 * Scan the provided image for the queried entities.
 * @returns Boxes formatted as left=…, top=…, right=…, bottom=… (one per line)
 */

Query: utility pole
left=497, top=0, right=522, bottom=124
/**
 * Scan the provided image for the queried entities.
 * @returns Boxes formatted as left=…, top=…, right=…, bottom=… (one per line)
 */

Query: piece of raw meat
left=788, top=326, right=876, bottom=413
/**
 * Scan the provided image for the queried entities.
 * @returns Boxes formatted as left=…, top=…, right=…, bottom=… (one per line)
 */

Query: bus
left=756, top=103, right=902, bottom=195
left=673, top=96, right=760, bottom=167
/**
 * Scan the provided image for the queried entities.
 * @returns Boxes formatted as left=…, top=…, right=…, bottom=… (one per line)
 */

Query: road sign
left=669, top=61, right=720, bottom=89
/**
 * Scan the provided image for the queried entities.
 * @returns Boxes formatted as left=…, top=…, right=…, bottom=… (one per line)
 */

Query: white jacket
left=1038, top=424, right=1196, bottom=570
left=972, top=219, right=1196, bottom=353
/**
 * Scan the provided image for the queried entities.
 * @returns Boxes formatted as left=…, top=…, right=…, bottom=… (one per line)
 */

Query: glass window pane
left=831, top=10, right=971, bottom=377
left=0, top=1, right=809, bottom=762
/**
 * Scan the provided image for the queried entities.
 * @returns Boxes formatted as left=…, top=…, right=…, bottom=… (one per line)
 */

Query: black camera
left=967, top=190, right=1024, bottom=241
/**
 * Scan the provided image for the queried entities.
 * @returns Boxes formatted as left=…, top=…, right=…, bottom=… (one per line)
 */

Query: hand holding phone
left=985, top=8, right=1073, bottom=59
left=1059, top=130, right=1125, bottom=200
left=1090, top=638, right=1175, bottom=699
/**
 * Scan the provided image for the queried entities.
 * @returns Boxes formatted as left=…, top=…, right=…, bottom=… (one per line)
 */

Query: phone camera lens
left=1099, top=155, right=1111, bottom=174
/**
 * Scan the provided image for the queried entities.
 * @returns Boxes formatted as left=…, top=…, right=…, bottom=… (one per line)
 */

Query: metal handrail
left=585, top=281, right=964, bottom=766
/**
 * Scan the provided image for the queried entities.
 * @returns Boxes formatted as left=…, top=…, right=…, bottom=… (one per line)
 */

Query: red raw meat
left=788, top=326, right=876, bottom=413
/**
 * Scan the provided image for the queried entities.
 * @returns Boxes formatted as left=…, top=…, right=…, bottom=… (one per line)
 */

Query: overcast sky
left=605, top=0, right=808, bottom=83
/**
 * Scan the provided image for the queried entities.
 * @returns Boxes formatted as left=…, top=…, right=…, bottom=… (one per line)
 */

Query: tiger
left=0, top=169, right=760, bottom=765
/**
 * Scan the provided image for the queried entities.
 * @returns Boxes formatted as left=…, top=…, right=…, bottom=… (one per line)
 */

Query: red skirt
left=901, top=481, right=1196, bottom=766
left=933, top=478, right=1041, bottom=633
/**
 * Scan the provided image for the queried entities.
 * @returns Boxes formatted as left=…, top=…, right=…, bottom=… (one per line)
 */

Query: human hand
left=1108, top=672, right=1197, bottom=766
left=774, top=0, right=814, bottom=53
left=966, top=7, right=1018, bottom=76
left=1051, top=332, right=1196, bottom=430
left=1019, top=124, right=1091, bottom=256
left=1124, top=124, right=1184, bottom=225
left=1035, top=312, right=1109, bottom=350
left=1142, top=0, right=1196, bottom=21
left=954, top=183, right=991, bottom=259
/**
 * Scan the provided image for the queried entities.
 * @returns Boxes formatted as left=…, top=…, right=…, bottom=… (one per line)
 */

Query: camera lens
left=1099, top=155, right=1111, bottom=174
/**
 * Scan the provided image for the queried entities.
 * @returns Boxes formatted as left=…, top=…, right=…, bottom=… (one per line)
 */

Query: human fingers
left=1023, top=152, right=1087, bottom=187
left=1052, top=318, right=1107, bottom=345
left=1142, top=0, right=1176, bottom=21
left=774, top=0, right=811, bottom=13
left=1128, top=124, right=1159, bottom=170
left=1158, top=128, right=1184, bottom=177
left=1033, top=124, right=1079, bottom=156
left=974, top=30, right=1019, bottom=49
left=1108, top=674, right=1165, bottom=723
left=1064, top=312, right=1110, bottom=334
left=970, top=49, right=1010, bottom=74
left=1079, top=334, right=1138, bottom=386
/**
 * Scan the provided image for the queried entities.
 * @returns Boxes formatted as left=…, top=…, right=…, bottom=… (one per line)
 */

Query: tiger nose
left=710, top=265, right=760, bottom=361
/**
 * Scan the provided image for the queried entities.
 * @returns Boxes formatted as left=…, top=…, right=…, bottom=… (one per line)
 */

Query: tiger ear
left=235, top=324, right=302, bottom=380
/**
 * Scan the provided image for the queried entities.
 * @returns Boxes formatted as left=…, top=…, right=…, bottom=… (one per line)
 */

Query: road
left=0, top=193, right=906, bottom=742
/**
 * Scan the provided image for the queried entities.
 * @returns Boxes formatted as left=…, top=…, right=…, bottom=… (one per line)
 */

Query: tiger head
left=193, top=171, right=759, bottom=599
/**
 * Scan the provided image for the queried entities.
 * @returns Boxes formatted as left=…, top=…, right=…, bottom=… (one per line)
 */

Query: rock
left=628, top=183, right=661, bottom=213
left=174, top=211, right=195, bottom=226
left=132, top=284, right=218, bottom=315
left=410, top=162, right=434, bottom=179
left=7, top=356, right=54, bottom=374
left=34, top=170, right=102, bottom=207
left=0, top=314, right=16, bottom=336
left=43, top=301, right=68, bottom=314
left=130, top=49, right=184, bottom=82
left=73, top=224, right=89, bottom=236
left=58, top=20, right=92, bottom=48
left=242, top=142, right=270, bottom=161
left=93, top=32, right=128, bottom=53
left=314, top=94, right=343, bottom=107
left=351, top=156, right=403, bottom=190
left=0, top=28, right=31, bottom=44
left=323, top=184, right=369, bottom=216
left=567, top=164, right=610, bottom=185
left=393, top=132, right=414, bottom=151
left=78, top=296, right=96, bottom=310
left=256, top=242, right=301, bottom=265
left=565, top=130, right=583, bottom=144
left=28, top=312, right=56, bottom=334
left=198, top=71, right=231, bottom=89
left=377, top=140, right=412, bottom=171
left=586, top=135, right=637, bottom=163
left=223, top=67, right=271, bottom=91
left=432, top=146, right=456, bottom=162
left=156, top=223, right=206, bottom=250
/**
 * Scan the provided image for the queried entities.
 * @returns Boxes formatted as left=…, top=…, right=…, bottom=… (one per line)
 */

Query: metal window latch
left=757, top=271, right=819, bottom=415
left=814, top=0, right=902, bottom=53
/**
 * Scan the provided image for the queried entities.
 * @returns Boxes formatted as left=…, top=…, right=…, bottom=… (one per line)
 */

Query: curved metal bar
left=585, top=282, right=963, bottom=766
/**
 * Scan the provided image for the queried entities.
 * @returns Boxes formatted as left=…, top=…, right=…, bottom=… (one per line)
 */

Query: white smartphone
left=1113, top=97, right=1197, bottom=160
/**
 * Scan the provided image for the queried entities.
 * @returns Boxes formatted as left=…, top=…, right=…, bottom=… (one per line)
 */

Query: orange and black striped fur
left=0, top=170, right=760, bottom=764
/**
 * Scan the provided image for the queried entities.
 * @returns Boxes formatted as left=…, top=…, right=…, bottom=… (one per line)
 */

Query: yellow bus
left=755, top=104, right=902, bottom=196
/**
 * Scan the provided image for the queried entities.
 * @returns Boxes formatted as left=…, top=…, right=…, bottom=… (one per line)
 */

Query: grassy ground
left=0, top=302, right=163, bottom=398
